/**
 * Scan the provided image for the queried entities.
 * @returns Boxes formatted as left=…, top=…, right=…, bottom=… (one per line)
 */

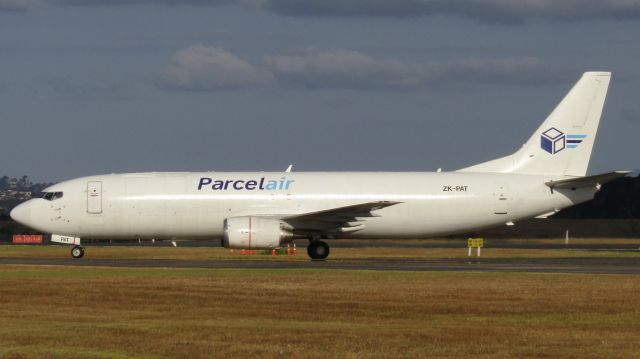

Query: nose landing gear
left=307, top=240, right=330, bottom=260
left=71, top=245, right=85, bottom=259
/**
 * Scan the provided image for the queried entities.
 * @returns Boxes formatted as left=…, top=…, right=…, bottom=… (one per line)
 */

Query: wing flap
left=283, top=201, right=400, bottom=222
left=282, top=201, right=401, bottom=233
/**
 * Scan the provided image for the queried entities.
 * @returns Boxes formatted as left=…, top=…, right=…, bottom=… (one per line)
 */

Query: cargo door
left=493, top=182, right=509, bottom=215
left=87, top=181, right=103, bottom=214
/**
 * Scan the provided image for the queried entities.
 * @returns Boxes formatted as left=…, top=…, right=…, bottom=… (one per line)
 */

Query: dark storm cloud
left=52, top=0, right=234, bottom=6
left=45, top=72, right=136, bottom=100
left=263, top=0, right=640, bottom=23
left=426, top=57, right=573, bottom=86
left=620, top=108, right=640, bottom=122
left=159, top=46, right=568, bottom=91
left=0, top=0, right=33, bottom=12
left=48, top=0, right=640, bottom=23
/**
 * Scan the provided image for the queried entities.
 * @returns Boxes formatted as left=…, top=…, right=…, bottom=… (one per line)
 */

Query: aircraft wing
left=545, top=171, right=630, bottom=189
left=280, top=201, right=401, bottom=234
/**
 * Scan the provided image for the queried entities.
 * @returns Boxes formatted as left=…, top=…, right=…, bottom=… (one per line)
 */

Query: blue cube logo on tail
left=541, top=127, right=565, bottom=154
left=541, top=128, right=587, bottom=154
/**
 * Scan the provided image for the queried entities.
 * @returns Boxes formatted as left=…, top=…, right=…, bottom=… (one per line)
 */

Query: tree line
left=554, top=175, right=640, bottom=219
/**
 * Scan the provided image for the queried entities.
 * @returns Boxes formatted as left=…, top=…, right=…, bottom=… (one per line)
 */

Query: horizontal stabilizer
left=545, top=171, right=630, bottom=189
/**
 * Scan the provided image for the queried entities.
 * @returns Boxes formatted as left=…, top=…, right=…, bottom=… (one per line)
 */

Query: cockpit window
left=42, top=192, right=63, bottom=201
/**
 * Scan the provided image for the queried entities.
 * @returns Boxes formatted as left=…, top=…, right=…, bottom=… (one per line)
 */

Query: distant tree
left=18, top=175, right=31, bottom=189
left=0, top=175, right=55, bottom=214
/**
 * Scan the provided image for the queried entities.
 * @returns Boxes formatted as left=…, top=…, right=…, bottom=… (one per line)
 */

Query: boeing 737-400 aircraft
left=10, top=72, right=628, bottom=259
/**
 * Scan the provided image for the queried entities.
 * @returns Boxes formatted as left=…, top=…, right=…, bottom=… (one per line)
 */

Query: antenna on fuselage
left=285, top=164, right=293, bottom=173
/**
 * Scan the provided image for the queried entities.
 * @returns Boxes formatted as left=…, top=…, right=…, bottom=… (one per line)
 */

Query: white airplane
left=10, top=72, right=628, bottom=259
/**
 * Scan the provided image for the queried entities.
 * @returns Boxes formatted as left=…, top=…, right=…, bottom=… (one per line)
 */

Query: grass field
left=0, top=244, right=639, bottom=358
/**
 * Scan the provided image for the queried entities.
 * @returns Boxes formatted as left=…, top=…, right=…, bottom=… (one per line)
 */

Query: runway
left=1, top=256, right=639, bottom=274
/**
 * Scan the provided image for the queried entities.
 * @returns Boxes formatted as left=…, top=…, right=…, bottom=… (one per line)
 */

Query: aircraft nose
left=10, top=202, right=32, bottom=226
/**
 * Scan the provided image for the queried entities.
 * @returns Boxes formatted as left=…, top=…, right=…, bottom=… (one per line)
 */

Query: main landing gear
left=307, top=240, right=330, bottom=260
left=71, top=245, right=85, bottom=259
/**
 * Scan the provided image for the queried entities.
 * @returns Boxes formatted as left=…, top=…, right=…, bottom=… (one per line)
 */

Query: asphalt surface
left=85, top=239, right=640, bottom=250
left=5, top=238, right=638, bottom=250
left=1, top=256, right=639, bottom=274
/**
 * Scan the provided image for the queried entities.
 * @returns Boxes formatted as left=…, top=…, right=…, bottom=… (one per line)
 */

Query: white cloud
left=265, top=49, right=424, bottom=89
left=161, top=45, right=273, bottom=91
left=158, top=46, right=570, bottom=92
left=265, top=49, right=567, bottom=89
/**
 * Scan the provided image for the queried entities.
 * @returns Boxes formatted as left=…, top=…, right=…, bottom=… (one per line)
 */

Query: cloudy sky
left=1, top=0, right=639, bottom=182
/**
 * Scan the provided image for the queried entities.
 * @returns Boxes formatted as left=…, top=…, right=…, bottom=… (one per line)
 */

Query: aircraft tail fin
left=459, top=72, right=611, bottom=176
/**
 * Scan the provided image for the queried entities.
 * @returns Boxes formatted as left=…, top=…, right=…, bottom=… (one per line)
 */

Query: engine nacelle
left=222, top=216, right=294, bottom=249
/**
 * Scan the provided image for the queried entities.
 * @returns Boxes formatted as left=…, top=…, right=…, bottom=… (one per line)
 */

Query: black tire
left=307, top=240, right=330, bottom=260
left=71, top=245, right=85, bottom=259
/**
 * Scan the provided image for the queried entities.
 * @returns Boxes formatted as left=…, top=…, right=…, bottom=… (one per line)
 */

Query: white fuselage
left=11, top=171, right=594, bottom=240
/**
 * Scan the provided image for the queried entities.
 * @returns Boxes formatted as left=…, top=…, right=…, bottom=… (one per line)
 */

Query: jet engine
left=222, top=216, right=294, bottom=249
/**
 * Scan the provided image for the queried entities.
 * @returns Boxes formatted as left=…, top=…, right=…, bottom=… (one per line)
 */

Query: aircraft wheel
left=71, top=245, right=85, bottom=259
left=307, top=240, right=330, bottom=260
